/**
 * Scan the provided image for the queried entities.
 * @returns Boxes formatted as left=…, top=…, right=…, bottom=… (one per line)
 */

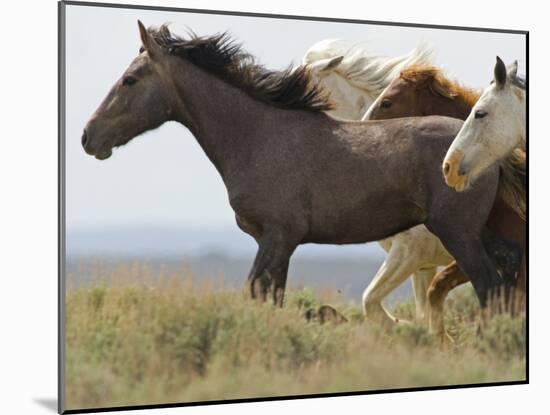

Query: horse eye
left=122, top=76, right=137, bottom=86
left=475, top=110, right=488, bottom=119
left=381, top=99, right=392, bottom=109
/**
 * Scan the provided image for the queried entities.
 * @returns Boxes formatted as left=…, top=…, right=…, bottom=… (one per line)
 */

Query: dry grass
left=64, top=269, right=525, bottom=411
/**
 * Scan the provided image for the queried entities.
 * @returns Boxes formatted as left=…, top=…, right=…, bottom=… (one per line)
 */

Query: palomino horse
left=83, top=22, right=509, bottom=308
left=364, top=64, right=526, bottom=341
left=302, top=41, right=443, bottom=326
left=302, top=39, right=433, bottom=119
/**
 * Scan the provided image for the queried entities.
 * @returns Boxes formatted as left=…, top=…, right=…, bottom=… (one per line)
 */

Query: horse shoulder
left=415, top=116, right=464, bottom=137
left=406, top=116, right=464, bottom=159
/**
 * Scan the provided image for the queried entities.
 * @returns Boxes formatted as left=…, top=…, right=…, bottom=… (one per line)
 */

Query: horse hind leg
left=362, top=242, right=422, bottom=328
left=412, top=266, right=437, bottom=323
left=427, top=224, right=502, bottom=309
left=482, top=228, right=522, bottom=283
left=426, top=233, right=521, bottom=345
left=430, top=228, right=524, bottom=316
left=426, top=161, right=507, bottom=308
left=427, top=261, right=469, bottom=345
left=481, top=227, right=523, bottom=312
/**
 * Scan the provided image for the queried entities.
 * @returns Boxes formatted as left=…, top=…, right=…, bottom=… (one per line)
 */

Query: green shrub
left=65, top=275, right=526, bottom=410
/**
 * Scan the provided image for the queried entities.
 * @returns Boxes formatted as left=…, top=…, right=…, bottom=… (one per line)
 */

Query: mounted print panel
left=59, top=1, right=527, bottom=413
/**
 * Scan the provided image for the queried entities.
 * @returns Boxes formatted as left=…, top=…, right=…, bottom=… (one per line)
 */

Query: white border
left=2, top=1, right=546, bottom=414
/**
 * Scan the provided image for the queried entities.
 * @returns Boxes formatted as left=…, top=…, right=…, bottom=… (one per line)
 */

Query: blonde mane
left=302, top=39, right=434, bottom=97
left=399, top=65, right=481, bottom=108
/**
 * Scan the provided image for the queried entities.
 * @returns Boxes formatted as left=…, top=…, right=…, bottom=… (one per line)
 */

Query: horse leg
left=412, top=266, right=437, bottom=323
left=427, top=261, right=469, bottom=345
left=481, top=227, right=522, bottom=292
left=362, top=242, right=421, bottom=328
left=247, top=229, right=298, bottom=306
left=426, top=220, right=503, bottom=309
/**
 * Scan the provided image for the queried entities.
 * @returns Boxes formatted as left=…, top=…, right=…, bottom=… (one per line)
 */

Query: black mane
left=148, top=25, right=333, bottom=112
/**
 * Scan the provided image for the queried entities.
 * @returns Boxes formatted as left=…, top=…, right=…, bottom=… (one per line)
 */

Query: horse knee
left=362, top=288, right=383, bottom=316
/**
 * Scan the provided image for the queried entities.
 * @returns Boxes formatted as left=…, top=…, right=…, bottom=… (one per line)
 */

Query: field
left=64, top=266, right=526, bottom=411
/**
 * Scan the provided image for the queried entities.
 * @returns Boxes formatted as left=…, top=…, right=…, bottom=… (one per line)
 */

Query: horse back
left=302, top=115, right=465, bottom=243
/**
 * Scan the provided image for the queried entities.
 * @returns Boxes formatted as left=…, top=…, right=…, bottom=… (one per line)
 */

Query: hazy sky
left=65, top=4, right=526, bottom=232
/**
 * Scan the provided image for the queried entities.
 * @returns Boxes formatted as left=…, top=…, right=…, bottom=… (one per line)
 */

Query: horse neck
left=328, top=76, right=376, bottom=119
left=166, top=59, right=267, bottom=176
left=495, top=96, right=526, bottom=221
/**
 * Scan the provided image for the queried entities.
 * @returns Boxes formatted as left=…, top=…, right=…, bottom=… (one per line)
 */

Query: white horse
left=443, top=57, right=526, bottom=191
left=435, top=57, right=526, bottom=341
left=302, top=40, right=450, bottom=327
left=303, top=39, right=433, bottom=120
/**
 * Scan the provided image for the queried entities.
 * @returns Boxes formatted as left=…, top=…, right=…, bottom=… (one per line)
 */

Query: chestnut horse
left=302, top=39, right=433, bottom=119
left=364, top=63, right=525, bottom=342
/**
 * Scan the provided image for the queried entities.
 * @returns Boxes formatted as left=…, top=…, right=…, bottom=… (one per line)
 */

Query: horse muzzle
left=442, top=150, right=468, bottom=192
left=81, top=128, right=113, bottom=160
left=81, top=128, right=98, bottom=155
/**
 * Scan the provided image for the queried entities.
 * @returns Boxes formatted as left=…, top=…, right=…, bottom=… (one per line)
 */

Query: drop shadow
left=34, top=398, right=58, bottom=412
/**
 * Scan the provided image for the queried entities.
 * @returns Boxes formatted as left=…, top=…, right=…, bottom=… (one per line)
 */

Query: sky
left=64, top=4, right=525, bottom=254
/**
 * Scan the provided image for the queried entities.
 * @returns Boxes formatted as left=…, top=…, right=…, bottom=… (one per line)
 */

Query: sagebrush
left=65, top=274, right=525, bottom=410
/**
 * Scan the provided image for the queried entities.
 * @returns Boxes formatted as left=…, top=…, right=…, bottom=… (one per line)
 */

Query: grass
left=64, top=270, right=526, bottom=410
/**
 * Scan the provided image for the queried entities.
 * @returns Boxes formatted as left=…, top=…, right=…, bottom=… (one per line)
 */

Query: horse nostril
left=81, top=130, right=88, bottom=147
left=443, top=162, right=450, bottom=176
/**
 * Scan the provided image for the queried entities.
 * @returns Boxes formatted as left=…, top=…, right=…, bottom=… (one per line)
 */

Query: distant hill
left=66, top=226, right=388, bottom=259
left=65, top=227, right=416, bottom=304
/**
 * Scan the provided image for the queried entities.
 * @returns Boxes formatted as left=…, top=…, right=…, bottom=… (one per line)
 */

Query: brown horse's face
left=82, top=52, right=173, bottom=160
left=362, top=78, right=424, bottom=120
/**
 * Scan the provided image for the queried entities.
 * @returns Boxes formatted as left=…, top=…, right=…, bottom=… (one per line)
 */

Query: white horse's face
left=443, top=57, right=525, bottom=191
left=306, top=57, right=375, bottom=120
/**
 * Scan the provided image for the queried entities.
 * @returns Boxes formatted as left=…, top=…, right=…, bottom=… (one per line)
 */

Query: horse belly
left=306, top=198, right=423, bottom=245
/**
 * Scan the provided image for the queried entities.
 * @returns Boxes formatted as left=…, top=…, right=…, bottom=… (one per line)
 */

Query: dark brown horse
left=364, top=65, right=526, bottom=340
left=82, top=22, right=514, bottom=308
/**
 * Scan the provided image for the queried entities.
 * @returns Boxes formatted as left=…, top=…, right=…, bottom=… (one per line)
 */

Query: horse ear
left=507, top=60, right=518, bottom=79
left=494, top=56, right=507, bottom=87
left=138, top=20, right=162, bottom=59
left=325, top=55, right=344, bottom=71
left=309, top=56, right=344, bottom=73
